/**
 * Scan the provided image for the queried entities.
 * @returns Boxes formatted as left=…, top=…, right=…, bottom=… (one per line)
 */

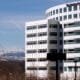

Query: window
left=64, top=22, right=80, bottom=28
left=64, top=7, right=67, bottom=12
left=68, top=6, right=72, bottom=11
left=49, top=32, right=57, bottom=36
left=59, top=40, right=63, bottom=45
left=38, top=49, right=47, bottom=53
left=60, top=32, right=63, bottom=37
left=74, top=5, right=77, bottom=11
left=49, top=49, right=57, bottom=53
left=60, top=16, right=62, bottom=21
left=27, top=67, right=37, bottom=70
left=64, top=67, right=67, bottom=71
left=39, top=67, right=47, bottom=70
left=64, top=15, right=67, bottom=20
left=27, top=26, right=36, bottom=30
left=50, top=66, right=56, bottom=70
left=38, top=40, right=47, bottom=44
left=53, top=10, right=55, bottom=15
left=38, top=58, right=47, bottom=61
left=51, top=11, right=52, bottom=16
left=56, top=17, right=58, bottom=20
left=74, top=14, right=77, bottom=18
left=27, top=34, right=36, bottom=37
left=68, top=67, right=72, bottom=71
left=68, top=14, right=72, bottom=19
left=27, top=58, right=36, bottom=62
left=56, top=9, right=58, bottom=14
left=49, top=24, right=58, bottom=28
left=38, top=25, right=47, bottom=28
left=27, top=50, right=37, bottom=53
left=38, top=32, right=47, bottom=36
left=27, top=41, right=37, bottom=45
left=49, top=40, right=57, bottom=44
left=60, top=8, right=62, bottom=13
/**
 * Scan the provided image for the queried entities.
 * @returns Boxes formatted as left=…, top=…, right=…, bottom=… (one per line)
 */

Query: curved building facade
left=25, top=1, right=80, bottom=79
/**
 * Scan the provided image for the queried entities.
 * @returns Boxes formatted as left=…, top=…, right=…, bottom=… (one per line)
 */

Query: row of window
left=64, top=30, right=80, bottom=36
left=64, top=21, right=80, bottom=28
left=27, top=32, right=47, bottom=37
left=27, top=24, right=59, bottom=31
left=27, top=49, right=47, bottom=53
left=27, top=40, right=58, bottom=45
left=27, top=32, right=58, bottom=38
left=27, top=48, right=63, bottom=53
left=47, top=4, right=79, bottom=17
left=64, top=66, right=80, bottom=72
left=27, top=58, right=47, bottom=62
left=49, top=24, right=58, bottom=28
left=27, top=25, right=47, bottom=30
left=27, top=40, right=62, bottom=45
left=64, top=38, right=80, bottom=44
left=53, top=13, right=79, bottom=21
left=27, top=66, right=62, bottom=70
left=64, top=48, right=80, bottom=53
left=27, top=67, right=47, bottom=70
left=49, top=49, right=63, bottom=53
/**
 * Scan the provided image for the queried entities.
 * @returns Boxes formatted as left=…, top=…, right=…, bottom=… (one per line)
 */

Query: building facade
left=25, top=1, right=80, bottom=79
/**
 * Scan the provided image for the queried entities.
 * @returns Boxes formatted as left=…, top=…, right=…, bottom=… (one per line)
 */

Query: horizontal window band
left=27, top=67, right=47, bottom=70
left=27, top=58, right=47, bottom=62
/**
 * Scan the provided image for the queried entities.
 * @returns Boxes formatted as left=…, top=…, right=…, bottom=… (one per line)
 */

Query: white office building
left=25, top=1, right=80, bottom=80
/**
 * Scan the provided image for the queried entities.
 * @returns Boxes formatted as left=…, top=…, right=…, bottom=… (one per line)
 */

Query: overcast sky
left=0, top=0, right=77, bottom=50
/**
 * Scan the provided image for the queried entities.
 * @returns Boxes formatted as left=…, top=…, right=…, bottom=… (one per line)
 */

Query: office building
left=25, top=1, right=80, bottom=79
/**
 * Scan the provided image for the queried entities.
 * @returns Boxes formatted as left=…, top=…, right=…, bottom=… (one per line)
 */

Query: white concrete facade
left=46, top=1, right=80, bottom=79
left=25, top=1, right=80, bottom=79
left=25, top=19, right=61, bottom=78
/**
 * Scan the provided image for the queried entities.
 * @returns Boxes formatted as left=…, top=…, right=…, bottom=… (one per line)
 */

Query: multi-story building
left=25, top=19, right=62, bottom=78
left=25, top=1, right=80, bottom=79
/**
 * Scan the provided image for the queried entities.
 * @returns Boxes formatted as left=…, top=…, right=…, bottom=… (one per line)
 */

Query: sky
left=0, top=0, right=78, bottom=50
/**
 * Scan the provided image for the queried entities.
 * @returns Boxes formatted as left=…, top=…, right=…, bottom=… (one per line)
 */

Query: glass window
left=56, top=17, right=58, bottom=20
left=68, top=14, right=72, bottom=19
left=53, top=10, right=55, bottom=15
left=49, top=40, right=57, bottom=44
left=27, top=34, right=36, bottom=37
left=51, top=11, right=52, bottom=16
left=38, top=49, right=47, bottom=53
left=60, top=16, right=62, bottom=21
left=38, top=40, right=47, bottom=44
left=27, top=50, right=37, bottom=53
left=68, top=6, right=72, bottom=11
left=68, top=67, right=72, bottom=71
left=38, top=25, right=47, bottom=28
left=56, top=9, right=58, bottom=14
left=39, top=67, right=47, bottom=70
left=74, top=5, right=77, bottom=11
left=64, top=67, right=67, bottom=71
left=49, top=49, right=57, bottom=53
left=27, top=26, right=36, bottom=30
left=49, top=32, right=57, bottom=36
left=38, top=32, right=47, bottom=36
left=64, top=15, right=67, bottom=20
left=64, top=7, right=67, bottom=12
left=60, top=8, right=62, bottom=13
left=59, top=40, right=63, bottom=45
left=27, top=41, right=37, bottom=45
left=49, top=24, right=58, bottom=28
left=74, top=14, right=77, bottom=18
